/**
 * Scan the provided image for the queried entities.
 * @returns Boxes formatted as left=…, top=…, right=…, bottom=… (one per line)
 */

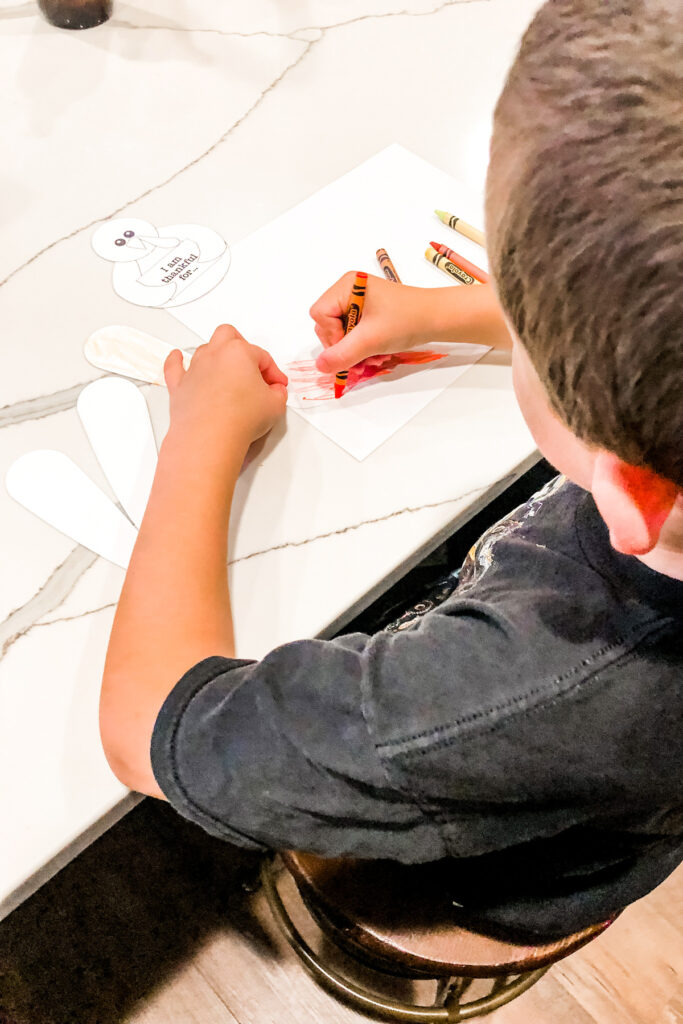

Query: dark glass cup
left=38, top=0, right=112, bottom=29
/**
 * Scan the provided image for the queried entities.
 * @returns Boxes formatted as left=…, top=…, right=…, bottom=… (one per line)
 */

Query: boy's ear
left=591, top=451, right=678, bottom=555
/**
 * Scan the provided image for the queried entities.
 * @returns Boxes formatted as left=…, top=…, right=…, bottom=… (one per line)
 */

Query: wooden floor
left=0, top=800, right=680, bottom=1024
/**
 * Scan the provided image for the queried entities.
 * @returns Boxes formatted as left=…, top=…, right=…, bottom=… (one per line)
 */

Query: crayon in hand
left=425, top=246, right=475, bottom=285
left=429, top=242, right=489, bottom=284
left=335, top=271, right=369, bottom=399
left=376, top=248, right=402, bottom=283
left=434, top=209, right=485, bottom=248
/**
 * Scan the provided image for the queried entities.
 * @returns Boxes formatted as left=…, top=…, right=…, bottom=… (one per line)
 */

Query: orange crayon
left=335, top=271, right=368, bottom=398
left=429, top=242, right=489, bottom=284
left=376, top=248, right=402, bottom=283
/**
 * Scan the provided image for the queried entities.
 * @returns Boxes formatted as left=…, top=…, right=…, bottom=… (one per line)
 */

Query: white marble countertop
left=0, top=0, right=544, bottom=919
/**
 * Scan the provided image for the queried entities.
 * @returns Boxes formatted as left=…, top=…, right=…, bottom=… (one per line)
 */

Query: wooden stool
left=261, top=851, right=616, bottom=1021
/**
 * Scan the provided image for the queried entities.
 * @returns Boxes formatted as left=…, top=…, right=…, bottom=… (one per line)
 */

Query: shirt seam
left=375, top=616, right=671, bottom=756
left=398, top=628, right=672, bottom=768
left=391, top=618, right=675, bottom=763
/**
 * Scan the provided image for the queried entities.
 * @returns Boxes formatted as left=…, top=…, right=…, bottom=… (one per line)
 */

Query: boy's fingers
left=314, top=317, right=346, bottom=348
left=253, top=345, right=289, bottom=387
left=315, top=325, right=375, bottom=373
left=258, top=380, right=288, bottom=429
left=268, top=381, right=289, bottom=406
left=309, top=276, right=351, bottom=324
left=163, top=349, right=186, bottom=390
left=209, top=323, right=244, bottom=346
left=309, top=275, right=356, bottom=345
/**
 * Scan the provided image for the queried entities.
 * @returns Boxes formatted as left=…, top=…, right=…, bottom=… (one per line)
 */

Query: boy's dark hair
left=487, top=0, right=682, bottom=487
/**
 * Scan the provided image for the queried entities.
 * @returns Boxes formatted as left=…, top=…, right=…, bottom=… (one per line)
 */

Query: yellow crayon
left=430, top=241, right=489, bottom=283
left=335, top=271, right=368, bottom=398
left=434, top=209, right=486, bottom=248
left=376, top=248, right=402, bottom=283
left=424, top=245, right=476, bottom=285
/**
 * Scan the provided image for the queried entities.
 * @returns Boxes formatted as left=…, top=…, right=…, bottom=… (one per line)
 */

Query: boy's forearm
left=100, top=426, right=243, bottom=792
left=421, top=282, right=513, bottom=350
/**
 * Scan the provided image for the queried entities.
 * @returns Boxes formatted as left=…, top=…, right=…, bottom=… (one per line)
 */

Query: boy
left=99, top=0, right=682, bottom=938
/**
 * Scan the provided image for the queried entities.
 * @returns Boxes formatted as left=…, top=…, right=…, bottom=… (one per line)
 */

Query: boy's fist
left=164, top=325, right=288, bottom=451
left=309, top=272, right=436, bottom=373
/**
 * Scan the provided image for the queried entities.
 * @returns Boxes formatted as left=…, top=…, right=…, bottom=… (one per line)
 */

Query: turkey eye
left=123, top=230, right=135, bottom=238
left=115, top=238, right=126, bottom=246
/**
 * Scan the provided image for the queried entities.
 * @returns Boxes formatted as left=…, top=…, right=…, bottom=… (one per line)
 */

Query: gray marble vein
left=108, top=17, right=307, bottom=39
left=229, top=484, right=486, bottom=565
left=0, top=35, right=315, bottom=292
left=0, top=377, right=159, bottom=432
left=0, top=381, right=93, bottom=431
left=110, top=0, right=489, bottom=39
left=0, top=0, right=486, bottom=296
left=3, top=485, right=488, bottom=655
left=291, top=0, right=492, bottom=37
left=0, top=547, right=97, bottom=661
left=0, top=0, right=502, bottom=657
left=31, top=601, right=117, bottom=631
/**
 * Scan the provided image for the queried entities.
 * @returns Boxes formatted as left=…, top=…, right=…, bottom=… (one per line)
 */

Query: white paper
left=286, top=342, right=489, bottom=461
left=77, top=378, right=158, bottom=529
left=168, top=144, right=490, bottom=460
left=91, top=218, right=230, bottom=308
left=84, top=325, right=192, bottom=385
left=5, top=451, right=137, bottom=568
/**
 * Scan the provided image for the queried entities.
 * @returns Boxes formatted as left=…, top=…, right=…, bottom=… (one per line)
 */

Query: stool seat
left=281, top=851, right=614, bottom=978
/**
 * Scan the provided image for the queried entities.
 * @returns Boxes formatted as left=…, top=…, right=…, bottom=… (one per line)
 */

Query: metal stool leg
left=434, top=977, right=455, bottom=1006
left=260, top=857, right=550, bottom=1022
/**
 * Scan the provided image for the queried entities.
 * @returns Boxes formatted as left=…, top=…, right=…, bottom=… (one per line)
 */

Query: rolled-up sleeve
left=150, top=634, right=443, bottom=859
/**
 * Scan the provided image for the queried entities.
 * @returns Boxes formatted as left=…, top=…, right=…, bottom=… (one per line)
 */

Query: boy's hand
left=163, top=325, right=288, bottom=454
left=310, top=272, right=436, bottom=374
left=310, top=275, right=513, bottom=370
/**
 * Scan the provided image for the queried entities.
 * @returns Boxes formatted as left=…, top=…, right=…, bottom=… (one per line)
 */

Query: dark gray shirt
left=151, top=477, right=682, bottom=937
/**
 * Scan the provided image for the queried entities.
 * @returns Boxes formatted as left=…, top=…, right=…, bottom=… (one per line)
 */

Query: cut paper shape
left=85, top=325, right=191, bottom=385
left=6, top=450, right=138, bottom=568
left=286, top=349, right=449, bottom=403
left=167, top=145, right=492, bottom=460
left=91, top=218, right=230, bottom=308
left=77, top=378, right=158, bottom=529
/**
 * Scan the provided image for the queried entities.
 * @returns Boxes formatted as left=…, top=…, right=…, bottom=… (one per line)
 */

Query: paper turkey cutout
left=91, top=218, right=230, bottom=308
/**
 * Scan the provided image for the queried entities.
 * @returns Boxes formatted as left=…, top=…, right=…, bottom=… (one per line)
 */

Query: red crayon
left=335, top=271, right=368, bottom=398
left=429, top=242, right=489, bottom=284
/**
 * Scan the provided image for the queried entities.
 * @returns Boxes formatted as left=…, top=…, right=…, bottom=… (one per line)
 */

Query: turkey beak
left=141, top=235, right=176, bottom=249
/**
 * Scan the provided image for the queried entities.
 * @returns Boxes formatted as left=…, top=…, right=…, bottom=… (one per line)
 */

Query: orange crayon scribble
left=288, top=349, right=448, bottom=401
